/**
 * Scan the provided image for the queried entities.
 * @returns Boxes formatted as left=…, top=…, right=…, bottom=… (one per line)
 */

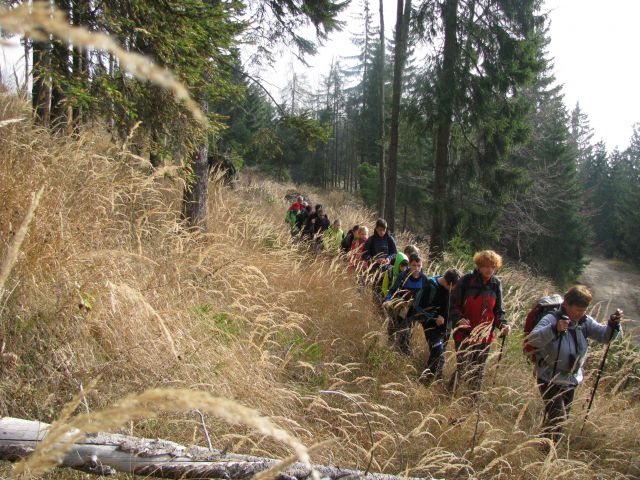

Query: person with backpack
left=323, top=219, right=344, bottom=253
left=302, top=205, right=329, bottom=240
left=295, top=204, right=312, bottom=235
left=522, top=294, right=564, bottom=364
left=449, top=250, right=510, bottom=394
left=382, top=254, right=429, bottom=355
left=341, top=225, right=359, bottom=254
left=361, top=219, right=397, bottom=265
left=362, top=219, right=397, bottom=291
left=415, top=268, right=462, bottom=383
left=526, top=285, right=623, bottom=443
left=348, top=226, right=368, bottom=274
left=285, top=196, right=304, bottom=230
left=381, top=245, right=420, bottom=297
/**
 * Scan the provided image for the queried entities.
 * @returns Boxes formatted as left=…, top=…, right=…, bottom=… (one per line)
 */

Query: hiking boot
left=419, top=369, right=435, bottom=386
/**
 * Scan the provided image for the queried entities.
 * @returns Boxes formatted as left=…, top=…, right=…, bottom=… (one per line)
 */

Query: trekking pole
left=580, top=310, right=622, bottom=435
left=444, top=292, right=460, bottom=394
left=551, top=329, right=565, bottom=380
left=491, top=334, right=507, bottom=387
left=541, top=326, right=565, bottom=428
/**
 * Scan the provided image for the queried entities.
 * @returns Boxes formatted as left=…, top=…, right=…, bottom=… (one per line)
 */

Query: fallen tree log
left=0, top=417, right=421, bottom=479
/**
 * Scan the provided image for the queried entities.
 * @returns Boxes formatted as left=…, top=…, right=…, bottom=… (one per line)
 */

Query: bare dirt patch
left=579, top=256, right=640, bottom=341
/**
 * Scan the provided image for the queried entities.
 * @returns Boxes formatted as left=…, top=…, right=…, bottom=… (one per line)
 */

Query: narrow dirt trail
left=579, top=256, right=640, bottom=341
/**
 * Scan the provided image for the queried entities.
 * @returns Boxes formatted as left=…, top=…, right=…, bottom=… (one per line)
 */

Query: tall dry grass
left=1, top=93, right=639, bottom=479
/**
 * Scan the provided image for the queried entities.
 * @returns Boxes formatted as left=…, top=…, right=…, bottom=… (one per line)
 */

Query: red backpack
left=523, top=294, right=563, bottom=362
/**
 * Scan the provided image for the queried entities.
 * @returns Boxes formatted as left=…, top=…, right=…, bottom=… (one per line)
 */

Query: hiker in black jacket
left=341, top=224, right=360, bottom=254
left=295, top=204, right=312, bottom=235
left=361, top=219, right=397, bottom=293
left=302, top=204, right=327, bottom=238
left=361, top=218, right=397, bottom=265
left=414, top=268, right=462, bottom=383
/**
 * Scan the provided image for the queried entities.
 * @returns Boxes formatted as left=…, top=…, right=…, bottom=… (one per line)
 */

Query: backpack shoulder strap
left=426, top=276, right=438, bottom=305
left=459, top=272, right=473, bottom=303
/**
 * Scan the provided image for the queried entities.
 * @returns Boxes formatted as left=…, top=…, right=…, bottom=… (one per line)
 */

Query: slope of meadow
left=1, top=93, right=639, bottom=479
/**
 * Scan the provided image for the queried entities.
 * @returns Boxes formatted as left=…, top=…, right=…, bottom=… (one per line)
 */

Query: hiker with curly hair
left=449, top=250, right=510, bottom=394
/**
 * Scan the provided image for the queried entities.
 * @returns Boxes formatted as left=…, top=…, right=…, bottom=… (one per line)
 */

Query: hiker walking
left=415, top=268, right=462, bottom=383
left=285, top=196, right=304, bottom=230
left=449, top=250, right=510, bottom=394
left=361, top=218, right=397, bottom=290
left=294, top=204, right=312, bottom=236
left=526, top=285, right=622, bottom=443
left=323, top=219, right=344, bottom=253
left=348, top=226, right=368, bottom=274
left=381, top=245, right=420, bottom=297
left=382, top=254, right=429, bottom=355
left=302, top=205, right=329, bottom=240
left=341, top=224, right=359, bottom=254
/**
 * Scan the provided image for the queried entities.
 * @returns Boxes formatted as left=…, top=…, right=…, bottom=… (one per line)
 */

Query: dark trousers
left=422, top=324, right=446, bottom=380
left=452, top=341, right=491, bottom=393
left=388, top=313, right=413, bottom=355
left=538, top=380, right=576, bottom=443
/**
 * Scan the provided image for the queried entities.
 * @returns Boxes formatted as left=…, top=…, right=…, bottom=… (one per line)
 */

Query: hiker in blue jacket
left=382, top=254, right=429, bottom=355
left=415, top=268, right=462, bottom=383
left=527, top=285, right=623, bottom=443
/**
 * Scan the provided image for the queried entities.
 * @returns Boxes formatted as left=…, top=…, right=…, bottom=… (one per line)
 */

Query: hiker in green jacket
left=381, top=245, right=420, bottom=297
left=285, top=196, right=304, bottom=230
left=323, top=219, right=344, bottom=253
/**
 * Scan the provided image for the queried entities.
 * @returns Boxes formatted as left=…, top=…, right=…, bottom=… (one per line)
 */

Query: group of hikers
left=284, top=197, right=624, bottom=444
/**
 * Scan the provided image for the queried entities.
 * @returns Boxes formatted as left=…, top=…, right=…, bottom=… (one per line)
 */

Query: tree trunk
left=182, top=97, right=209, bottom=231
left=402, top=204, right=407, bottom=232
left=31, top=39, right=50, bottom=125
left=377, top=0, right=386, bottom=218
left=384, top=0, right=412, bottom=231
left=429, top=0, right=459, bottom=255
left=333, top=101, right=340, bottom=188
left=0, top=417, right=419, bottom=480
left=150, top=130, right=163, bottom=168
left=71, top=0, right=88, bottom=127
left=50, top=0, right=71, bottom=130
left=22, top=38, right=29, bottom=95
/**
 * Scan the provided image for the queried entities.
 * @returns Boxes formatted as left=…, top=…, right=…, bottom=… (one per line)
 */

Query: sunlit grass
left=1, top=93, right=639, bottom=479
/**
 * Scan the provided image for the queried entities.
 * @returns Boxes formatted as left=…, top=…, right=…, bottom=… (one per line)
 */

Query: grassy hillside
left=1, top=93, right=639, bottom=479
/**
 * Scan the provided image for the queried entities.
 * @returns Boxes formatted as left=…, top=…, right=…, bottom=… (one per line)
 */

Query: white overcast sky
left=2, top=0, right=639, bottom=150
left=256, top=0, right=640, bottom=151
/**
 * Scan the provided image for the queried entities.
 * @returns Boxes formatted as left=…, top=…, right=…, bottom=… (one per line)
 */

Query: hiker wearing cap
left=382, top=254, right=429, bottom=355
left=449, top=250, right=510, bottom=393
left=526, top=285, right=623, bottom=443
left=415, top=268, right=462, bottom=382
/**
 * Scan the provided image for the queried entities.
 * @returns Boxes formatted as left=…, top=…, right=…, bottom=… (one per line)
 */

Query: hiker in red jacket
left=449, top=250, right=511, bottom=394
left=348, top=226, right=368, bottom=274
left=285, top=196, right=305, bottom=232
